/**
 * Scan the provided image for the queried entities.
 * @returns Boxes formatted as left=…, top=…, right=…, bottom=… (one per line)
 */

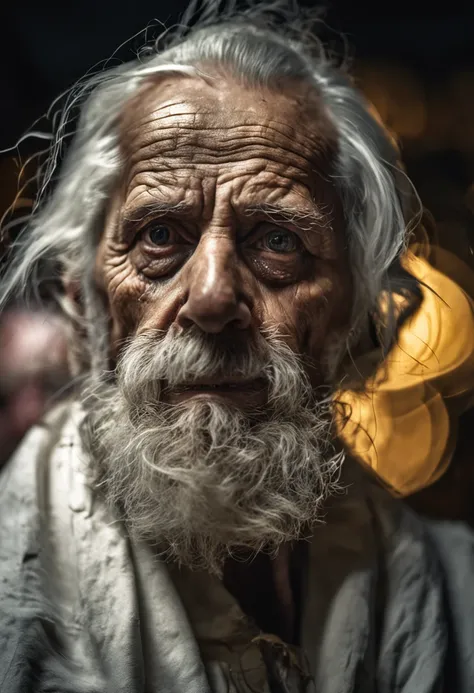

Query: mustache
left=115, top=324, right=317, bottom=415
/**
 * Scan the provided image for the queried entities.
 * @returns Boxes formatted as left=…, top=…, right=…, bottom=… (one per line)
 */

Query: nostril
left=233, top=302, right=252, bottom=330
left=175, top=313, right=194, bottom=330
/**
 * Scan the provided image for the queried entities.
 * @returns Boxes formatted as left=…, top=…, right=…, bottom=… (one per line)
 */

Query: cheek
left=100, top=252, right=150, bottom=351
left=258, top=268, right=350, bottom=357
left=102, top=260, right=189, bottom=357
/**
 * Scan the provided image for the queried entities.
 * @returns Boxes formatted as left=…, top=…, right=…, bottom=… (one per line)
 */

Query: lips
left=162, top=378, right=268, bottom=412
left=171, top=378, right=266, bottom=392
left=178, top=383, right=246, bottom=391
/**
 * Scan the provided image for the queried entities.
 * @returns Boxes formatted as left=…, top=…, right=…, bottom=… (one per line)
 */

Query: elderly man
left=1, top=5, right=473, bottom=693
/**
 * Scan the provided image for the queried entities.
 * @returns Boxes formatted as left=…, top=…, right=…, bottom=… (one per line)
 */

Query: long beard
left=81, top=325, right=344, bottom=575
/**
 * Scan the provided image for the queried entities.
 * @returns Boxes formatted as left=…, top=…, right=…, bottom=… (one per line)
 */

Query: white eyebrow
left=244, top=202, right=333, bottom=231
left=122, top=200, right=192, bottom=224
left=121, top=200, right=334, bottom=238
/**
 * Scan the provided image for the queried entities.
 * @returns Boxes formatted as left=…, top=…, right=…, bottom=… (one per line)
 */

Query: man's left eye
left=144, top=225, right=172, bottom=246
left=261, top=230, right=299, bottom=253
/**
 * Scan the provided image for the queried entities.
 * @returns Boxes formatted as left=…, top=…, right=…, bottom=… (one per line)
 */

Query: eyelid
left=138, top=220, right=193, bottom=246
left=243, top=221, right=298, bottom=243
left=252, top=227, right=302, bottom=252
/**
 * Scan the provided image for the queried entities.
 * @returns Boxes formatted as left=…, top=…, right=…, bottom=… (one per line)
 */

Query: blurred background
left=0, top=0, right=473, bottom=517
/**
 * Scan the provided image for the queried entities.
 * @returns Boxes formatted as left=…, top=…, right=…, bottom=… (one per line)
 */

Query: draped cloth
left=1, top=403, right=474, bottom=692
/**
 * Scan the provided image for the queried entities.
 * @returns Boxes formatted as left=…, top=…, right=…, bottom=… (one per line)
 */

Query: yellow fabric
left=337, top=250, right=474, bottom=496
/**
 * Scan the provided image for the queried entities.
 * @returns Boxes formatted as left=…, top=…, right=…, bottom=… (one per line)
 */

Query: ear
left=63, top=275, right=82, bottom=307
left=60, top=274, right=85, bottom=327
left=62, top=252, right=108, bottom=317
left=59, top=274, right=89, bottom=376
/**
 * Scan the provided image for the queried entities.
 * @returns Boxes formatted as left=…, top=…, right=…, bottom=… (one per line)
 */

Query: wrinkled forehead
left=118, top=74, right=339, bottom=186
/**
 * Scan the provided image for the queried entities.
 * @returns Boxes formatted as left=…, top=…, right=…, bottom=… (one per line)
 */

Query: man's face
left=97, top=76, right=351, bottom=400
left=88, top=76, right=350, bottom=569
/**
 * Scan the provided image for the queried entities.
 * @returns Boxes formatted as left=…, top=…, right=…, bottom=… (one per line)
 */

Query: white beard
left=81, top=325, right=344, bottom=575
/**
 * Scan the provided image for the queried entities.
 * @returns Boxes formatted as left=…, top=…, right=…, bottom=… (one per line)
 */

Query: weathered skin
left=96, top=75, right=352, bottom=396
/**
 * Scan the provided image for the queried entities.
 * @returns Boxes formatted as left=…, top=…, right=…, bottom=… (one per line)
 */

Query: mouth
left=163, top=378, right=268, bottom=407
left=172, top=379, right=264, bottom=391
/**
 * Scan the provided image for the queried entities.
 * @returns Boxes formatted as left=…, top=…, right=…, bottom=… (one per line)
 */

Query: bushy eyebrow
left=244, top=202, right=333, bottom=232
left=121, top=200, right=191, bottom=229
left=120, top=199, right=333, bottom=239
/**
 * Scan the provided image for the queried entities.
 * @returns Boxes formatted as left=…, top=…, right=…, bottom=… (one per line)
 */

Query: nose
left=176, top=237, right=252, bottom=334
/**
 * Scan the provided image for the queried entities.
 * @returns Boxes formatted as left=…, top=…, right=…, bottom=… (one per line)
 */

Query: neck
left=222, top=541, right=308, bottom=644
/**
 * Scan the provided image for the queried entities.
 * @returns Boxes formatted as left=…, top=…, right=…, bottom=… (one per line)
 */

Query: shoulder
left=423, top=519, right=474, bottom=691
left=425, top=517, right=474, bottom=553
left=424, top=518, right=474, bottom=606
left=361, top=481, right=474, bottom=691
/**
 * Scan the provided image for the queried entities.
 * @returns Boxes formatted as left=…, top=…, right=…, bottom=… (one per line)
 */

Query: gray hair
left=0, top=1, right=422, bottom=380
left=83, top=323, right=345, bottom=574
